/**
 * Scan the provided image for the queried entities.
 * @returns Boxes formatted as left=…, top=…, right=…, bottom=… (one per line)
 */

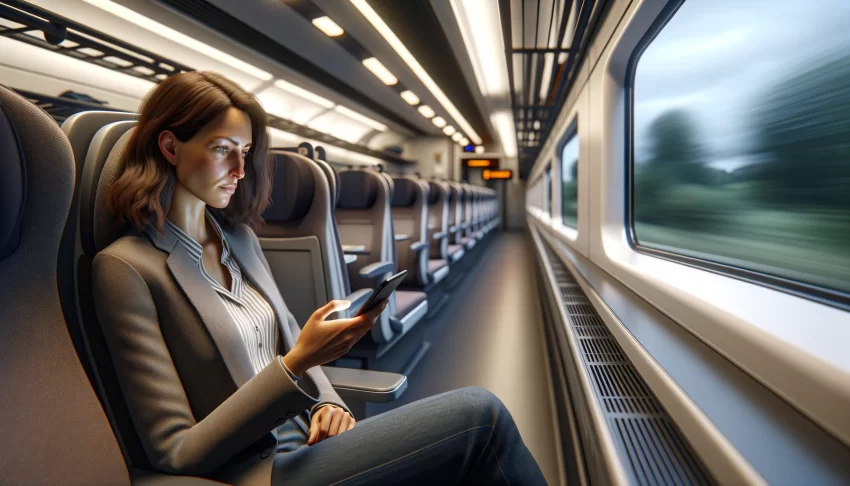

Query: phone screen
left=354, top=270, right=408, bottom=316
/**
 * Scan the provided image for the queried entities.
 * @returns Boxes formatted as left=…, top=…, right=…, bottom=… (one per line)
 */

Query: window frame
left=557, top=118, right=580, bottom=229
left=544, top=164, right=552, bottom=217
left=624, top=0, right=850, bottom=312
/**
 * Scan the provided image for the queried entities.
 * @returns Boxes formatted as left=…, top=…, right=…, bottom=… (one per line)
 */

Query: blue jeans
left=272, top=387, right=547, bottom=485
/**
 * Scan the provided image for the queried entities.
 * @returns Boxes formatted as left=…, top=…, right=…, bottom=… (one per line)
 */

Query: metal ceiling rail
left=505, top=0, right=610, bottom=178
left=0, top=0, right=414, bottom=165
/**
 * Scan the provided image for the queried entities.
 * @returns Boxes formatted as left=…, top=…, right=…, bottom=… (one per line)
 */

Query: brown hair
left=109, top=71, right=271, bottom=231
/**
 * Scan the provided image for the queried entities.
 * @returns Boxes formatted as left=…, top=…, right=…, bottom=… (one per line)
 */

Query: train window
left=544, top=165, right=552, bottom=217
left=629, top=0, right=850, bottom=303
left=560, top=129, right=578, bottom=228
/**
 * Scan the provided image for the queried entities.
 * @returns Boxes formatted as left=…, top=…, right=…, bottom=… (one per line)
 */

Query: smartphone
left=354, top=270, right=408, bottom=316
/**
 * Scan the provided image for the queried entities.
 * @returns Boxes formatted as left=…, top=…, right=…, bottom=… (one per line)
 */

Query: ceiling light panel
left=334, top=105, right=388, bottom=132
left=490, top=110, right=516, bottom=157
left=400, top=90, right=420, bottom=105
left=443, top=125, right=456, bottom=136
left=312, top=16, right=344, bottom=37
left=460, top=138, right=470, bottom=146
left=362, top=57, right=398, bottom=85
left=257, top=86, right=329, bottom=124
left=417, top=104, right=435, bottom=118
left=82, top=0, right=272, bottom=81
left=307, top=110, right=374, bottom=143
left=274, top=79, right=335, bottom=109
left=432, top=116, right=447, bottom=128
left=350, top=0, right=482, bottom=145
left=450, top=0, right=509, bottom=97
left=451, top=132, right=462, bottom=142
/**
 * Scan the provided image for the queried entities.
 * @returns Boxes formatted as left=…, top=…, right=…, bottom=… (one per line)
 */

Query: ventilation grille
left=541, top=245, right=714, bottom=486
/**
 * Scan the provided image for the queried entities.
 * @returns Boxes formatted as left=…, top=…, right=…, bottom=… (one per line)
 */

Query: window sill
left=529, top=209, right=850, bottom=447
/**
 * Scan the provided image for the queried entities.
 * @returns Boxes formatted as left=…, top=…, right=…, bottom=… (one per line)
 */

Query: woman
left=93, top=71, right=545, bottom=485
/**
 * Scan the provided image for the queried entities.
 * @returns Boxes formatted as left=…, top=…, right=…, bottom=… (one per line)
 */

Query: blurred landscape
left=631, top=52, right=850, bottom=294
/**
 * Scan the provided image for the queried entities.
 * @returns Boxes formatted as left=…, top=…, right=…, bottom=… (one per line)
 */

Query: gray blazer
left=92, top=222, right=348, bottom=485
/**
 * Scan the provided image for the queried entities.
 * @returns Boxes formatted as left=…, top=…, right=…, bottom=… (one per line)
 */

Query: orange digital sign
left=467, top=159, right=492, bottom=167
left=482, top=169, right=513, bottom=180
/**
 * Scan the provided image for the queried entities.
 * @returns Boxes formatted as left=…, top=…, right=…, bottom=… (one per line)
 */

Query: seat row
left=255, top=147, right=500, bottom=370
left=0, top=86, right=496, bottom=485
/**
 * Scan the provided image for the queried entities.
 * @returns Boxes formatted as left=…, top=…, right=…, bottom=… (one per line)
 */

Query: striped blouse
left=159, top=212, right=288, bottom=378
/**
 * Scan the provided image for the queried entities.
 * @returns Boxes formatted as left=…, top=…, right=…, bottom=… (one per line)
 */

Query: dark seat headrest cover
left=427, top=182, right=442, bottom=205
left=0, top=99, right=25, bottom=259
left=391, top=177, right=419, bottom=207
left=263, top=152, right=316, bottom=223
left=338, top=170, right=379, bottom=209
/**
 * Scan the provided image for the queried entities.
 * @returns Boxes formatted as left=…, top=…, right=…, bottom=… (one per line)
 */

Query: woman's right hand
left=283, top=299, right=388, bottom=376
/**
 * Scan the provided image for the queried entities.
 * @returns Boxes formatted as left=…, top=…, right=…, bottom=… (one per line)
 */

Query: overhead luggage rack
left=505, top=0, right=612, bottom=178
left=0, top=0, right=191, bottom=82
left=0, top=0, right=414, bottom=165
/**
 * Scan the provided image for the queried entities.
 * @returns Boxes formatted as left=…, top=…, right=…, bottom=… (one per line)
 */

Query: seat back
left=463, top=184, right=475, bottom=238
left=391, top=176, right=430, bottom=286
left=258, top=151, right=349, bottom=324
left=0, top=86, right=130, bottom=484
left=426, top=181, right=449, bottom=260
left=71, top=120, right=150, bottom=470
left=58, top=111, right=137, bottom=393
left=336, top=169, right=395, bottom=343
left=447, top=182, right=464, bottom=245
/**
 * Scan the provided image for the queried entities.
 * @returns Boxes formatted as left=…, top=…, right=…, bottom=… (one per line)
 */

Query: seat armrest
left=432, top=232, right=447, bottom=240
left=344, top=254, right=357, bottom=264
left=359, top=261, right=395, bottom=278
left=394, top=234, right=411, bottom=242
left=410, top=241, right=427, bottom=252
left=461, top=223, right=470, bottom=229
left=449, top=225, right=458, bottom=233
left=344, top=288, right=373, bottom=313
left=322, top=367, right=407, bottom=403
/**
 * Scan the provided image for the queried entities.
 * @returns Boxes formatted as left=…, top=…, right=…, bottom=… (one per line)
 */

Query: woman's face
left=160, top=107, right=253, bottom=209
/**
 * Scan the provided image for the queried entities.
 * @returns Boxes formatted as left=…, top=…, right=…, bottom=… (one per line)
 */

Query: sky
left=633, top=0, right=850, bottom=171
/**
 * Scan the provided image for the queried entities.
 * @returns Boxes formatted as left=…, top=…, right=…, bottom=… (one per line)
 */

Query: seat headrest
left=0, top=98, right=25, bottom=259
left=263, top=152, right=316, bottom=223
left=84, top=127, right=135, bottom=255
left=338, top=170, right=379, bottom=209
left=427, top=182, right=443, bottom=205
left=391, top=177, right=419, bottom=207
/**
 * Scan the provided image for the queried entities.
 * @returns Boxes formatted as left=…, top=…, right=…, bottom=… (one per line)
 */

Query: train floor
left=368, top=231, right=561, bottom=485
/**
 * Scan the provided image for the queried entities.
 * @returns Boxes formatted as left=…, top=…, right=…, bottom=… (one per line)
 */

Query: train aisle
left=370, top=232, right=561, bottom=485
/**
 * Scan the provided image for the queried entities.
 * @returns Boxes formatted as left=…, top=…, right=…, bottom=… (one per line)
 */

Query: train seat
left=257, top=151, right=373, bottom=326
left=460, top=185, right=477, bottom=250
left=426, top=181, right=450, bottom=261
left=390, top=176, right=432, bottom=287
left=336, top=169, right=428, bottom=351
left=0, top=85, right=135, bottom=484
left=445, top=183, right=466, bottom=263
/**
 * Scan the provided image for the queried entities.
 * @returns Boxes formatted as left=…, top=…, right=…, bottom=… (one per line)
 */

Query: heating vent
left=541, top=246, right=713, bottom=485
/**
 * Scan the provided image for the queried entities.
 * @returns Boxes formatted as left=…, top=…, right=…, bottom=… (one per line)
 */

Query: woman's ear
left=158, top=130, right=178, bottom=166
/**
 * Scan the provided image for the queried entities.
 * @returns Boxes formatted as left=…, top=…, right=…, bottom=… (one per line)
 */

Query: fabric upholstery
left=391, top=176, right=429, bottom=287
left=428, top=259, right=448, bottom=273
left=0, top=99, right=24, bottom=259
left=0, top=85, right=130, bottom=484
left=264, top=152, right=316, bottom=223
left=394, top=290, right=427, bottom=318
left=90, top=125, right=135, bottom=254
left=426, top=181, right=449, bottom=260
left=391, top=178, right=418, bottom=207
left=337, top=170, right=378, bottom=209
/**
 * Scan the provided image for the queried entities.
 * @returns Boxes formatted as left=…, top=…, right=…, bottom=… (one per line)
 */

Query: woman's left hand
left=308, top=405, right=355, bottom=446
